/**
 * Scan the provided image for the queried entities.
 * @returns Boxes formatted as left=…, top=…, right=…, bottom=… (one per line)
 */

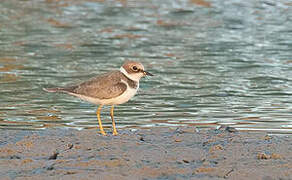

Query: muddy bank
left=0, top=127, right=291, bottom=180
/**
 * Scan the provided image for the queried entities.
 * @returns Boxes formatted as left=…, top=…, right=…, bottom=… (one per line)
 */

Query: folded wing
left=46, top=71, right=128, bottom=99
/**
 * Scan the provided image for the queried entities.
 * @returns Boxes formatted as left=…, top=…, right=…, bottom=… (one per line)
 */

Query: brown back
left=64, top=71, right=137, bottom=99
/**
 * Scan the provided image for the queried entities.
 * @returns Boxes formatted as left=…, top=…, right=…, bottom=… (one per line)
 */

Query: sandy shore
left=0, top=127, right=291, bottom=180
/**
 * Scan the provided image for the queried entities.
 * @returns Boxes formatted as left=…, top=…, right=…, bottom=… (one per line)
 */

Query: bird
left=43, top=60, right=153, bottom=135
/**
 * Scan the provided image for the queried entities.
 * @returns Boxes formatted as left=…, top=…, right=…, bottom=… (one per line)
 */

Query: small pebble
left=257, top=153, right=270, bottom=160
left=48, top=151, right=59, bottom=160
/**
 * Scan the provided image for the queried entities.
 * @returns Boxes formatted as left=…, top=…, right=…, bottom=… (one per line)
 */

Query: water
left=0, top=0, right=291, bottom=133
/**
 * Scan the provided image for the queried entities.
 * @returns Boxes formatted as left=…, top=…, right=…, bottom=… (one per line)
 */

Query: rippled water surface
left=0, top=0, right=292, bottom=133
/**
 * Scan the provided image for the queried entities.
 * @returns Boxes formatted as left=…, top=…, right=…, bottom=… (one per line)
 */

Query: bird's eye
left=132, top=66, right=138, bottom=71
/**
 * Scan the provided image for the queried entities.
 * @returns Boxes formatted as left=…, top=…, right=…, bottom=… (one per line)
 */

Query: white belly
left=69, top=84, right=139, bottom=105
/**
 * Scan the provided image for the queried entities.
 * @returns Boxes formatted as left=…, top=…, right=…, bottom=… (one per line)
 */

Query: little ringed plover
left=44, top=60, right=153, bottom=135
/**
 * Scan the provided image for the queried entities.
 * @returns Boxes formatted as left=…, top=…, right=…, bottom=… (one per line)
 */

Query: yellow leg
left=96, top=105, right=106, bottom=135
left=110, top=105, right=118, bottom=135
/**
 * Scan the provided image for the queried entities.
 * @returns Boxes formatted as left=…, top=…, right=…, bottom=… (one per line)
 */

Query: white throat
left=120, top=67, right=143, bottom=82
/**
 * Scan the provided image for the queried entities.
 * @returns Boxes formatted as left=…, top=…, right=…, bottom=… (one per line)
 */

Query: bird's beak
left=143, top=70, right=154, bottom=76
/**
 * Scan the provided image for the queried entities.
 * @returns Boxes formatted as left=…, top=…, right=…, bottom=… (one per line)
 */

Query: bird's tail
left=43, top=87, right=69, bottom=93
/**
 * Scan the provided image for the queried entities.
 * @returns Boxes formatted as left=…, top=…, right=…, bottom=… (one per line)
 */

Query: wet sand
left=0, top=127, right=291, bottom=180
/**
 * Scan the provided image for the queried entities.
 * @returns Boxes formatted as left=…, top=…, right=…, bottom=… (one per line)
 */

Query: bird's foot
left=100, top=130, right=107, bottom=136
left=112, top=130, right=118, bottom=136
